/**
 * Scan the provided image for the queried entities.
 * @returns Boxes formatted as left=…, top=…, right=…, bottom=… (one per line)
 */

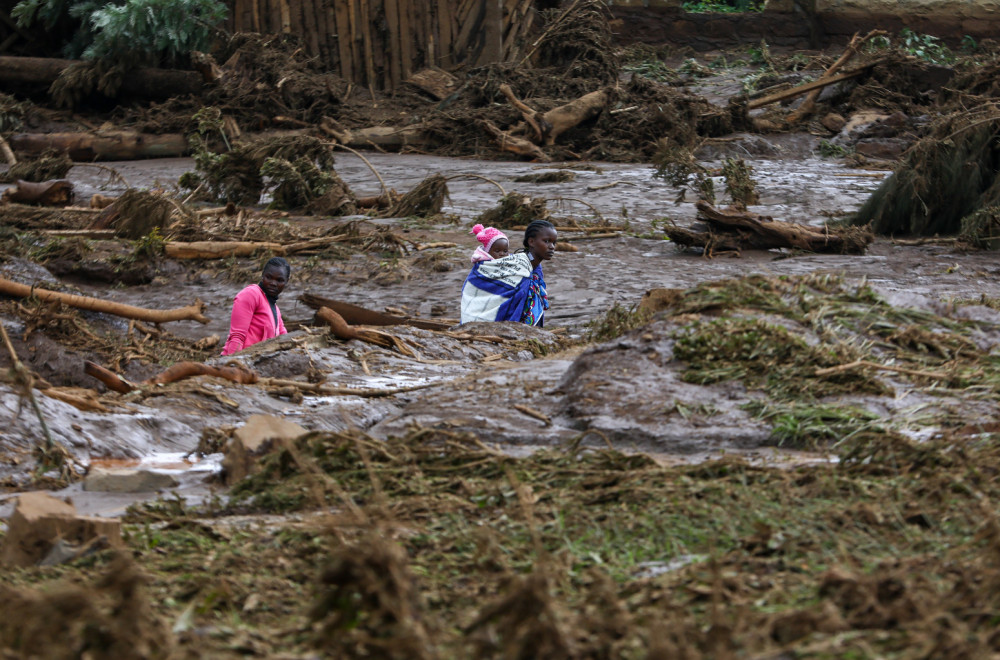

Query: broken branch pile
left=665, top=201, right=873, bottom=255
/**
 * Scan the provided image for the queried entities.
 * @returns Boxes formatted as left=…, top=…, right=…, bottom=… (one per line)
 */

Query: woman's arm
left=221, top=289, right=257, bottom=355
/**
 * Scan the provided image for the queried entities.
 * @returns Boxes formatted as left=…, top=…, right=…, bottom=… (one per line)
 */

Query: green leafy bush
left=13, top=0, right=226, bottom=66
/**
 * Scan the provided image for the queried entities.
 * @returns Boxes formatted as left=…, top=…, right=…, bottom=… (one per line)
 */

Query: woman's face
left=527, top=227, right=558, bottom=261
left=260, top=265, right=288, bottom=298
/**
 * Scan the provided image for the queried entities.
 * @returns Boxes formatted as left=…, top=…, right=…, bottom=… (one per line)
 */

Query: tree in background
left=12, top=0, right=227, bottom=67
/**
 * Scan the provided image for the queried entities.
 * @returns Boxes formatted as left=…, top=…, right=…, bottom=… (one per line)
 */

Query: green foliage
left=652, top=140, right=703, bottom=187
left=13, top=0, right=227, bottom=65
left=961, top=34, right=978, bottom=53
left=132, top=226, right=165, bottom=259
left=681, top=0, right=762, bottom=12
left=817, top=139, right=851, bottom=158
left=900, top=27, right=953, bottom=65
left=586, top=302, right=650, bottom=342
left=959, top=205, right=1000, bottom=249
left=722, top=157, right=759, bottom=208
left=864, top=29, right=953, bottom=65
left=623, top=59, right=676, bottom=83
left=747, top=39, right=772, bottom=67
left=679, top=58, right=712, bottom=78
left=260, top=156, right=336, bottom=210
left=744, top=400, right=882, bottom=449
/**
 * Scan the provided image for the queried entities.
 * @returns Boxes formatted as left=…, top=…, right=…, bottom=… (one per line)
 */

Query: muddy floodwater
left=5, top=140, right=1000, bottom=518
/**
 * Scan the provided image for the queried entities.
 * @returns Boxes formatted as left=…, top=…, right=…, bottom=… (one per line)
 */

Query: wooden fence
left=226, top=0, right=536, bottom=89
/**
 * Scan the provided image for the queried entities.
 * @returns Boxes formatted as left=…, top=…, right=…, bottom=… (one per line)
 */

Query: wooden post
left=385, top=0, right=402, bottom=90
left=478, top=0, right=503, bottom=66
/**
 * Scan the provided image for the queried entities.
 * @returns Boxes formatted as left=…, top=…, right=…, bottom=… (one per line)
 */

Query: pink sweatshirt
left=221, top=284, right=287, bottom=356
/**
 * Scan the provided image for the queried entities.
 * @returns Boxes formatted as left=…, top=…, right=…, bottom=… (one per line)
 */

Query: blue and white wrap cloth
left=461, top=252, right=548, bottom=326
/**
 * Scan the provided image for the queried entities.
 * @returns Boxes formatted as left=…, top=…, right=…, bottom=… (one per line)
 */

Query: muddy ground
left=4, top=31, right=1000, bottom=658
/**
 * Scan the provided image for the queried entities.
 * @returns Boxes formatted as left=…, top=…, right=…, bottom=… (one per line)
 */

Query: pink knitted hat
left=471, top=224, right=508, bottom=252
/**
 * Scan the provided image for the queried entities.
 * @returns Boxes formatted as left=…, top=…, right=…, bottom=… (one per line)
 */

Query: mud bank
left=610, top=0, right=1000, bottom=50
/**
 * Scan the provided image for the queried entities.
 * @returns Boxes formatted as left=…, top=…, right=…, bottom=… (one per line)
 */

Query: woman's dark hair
left=263, top=256, right=291, bottom=279
left=523, top=220, right=556, bottom=250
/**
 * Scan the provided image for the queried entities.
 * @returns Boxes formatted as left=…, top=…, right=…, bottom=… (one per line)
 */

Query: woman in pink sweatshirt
left=221, top=257, right=290, bottom=356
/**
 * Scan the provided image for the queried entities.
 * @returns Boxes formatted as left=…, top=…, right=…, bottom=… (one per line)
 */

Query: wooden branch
left=538, top=89, right=608, bottom=145
left=317, top=306, right=415, bottom=356
left=746, top=65, right=875, bottom=110
left=0, top=277, right=209, bottom=324
left=499, top=83, right=549, bottom=143
left=480, top=119, right=549, bottom=161
left=814, top=359, right=949, bottom=381
left=85, top=360, right=258, bottom=393
left=513, top=403, right=551, bottom=425
left=787, top=30, right=886, bottom=123
left=0, top=317, right=54, bottom=448
left=299, top=293, right=453, bottom=330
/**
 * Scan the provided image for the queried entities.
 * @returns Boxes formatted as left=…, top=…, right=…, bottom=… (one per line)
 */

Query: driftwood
left=787, top=30, right=886, bottom=123
left=164, top=236, right=356, bottom=260
left=1, top=179, right=74, bottom=206
left=536, top=89, right=608, bottom=145
left=684, top=201, right=872, bottom=254
left=747, top=65, right=875, bottom=111
left=8, top=130, right=189, bottom=161
left=499, top=83, right=550, bottom=143
left=663, top=224, right=744, bottom=256
left=164, top=241, right=285, bottom=260
left=316, top=306, right=415, bottom=356
left=0, top=136, right=15, bottom=165
left=0, top=56, right=204, bottom=99
left=405, top=67, right=460, bottom=100
left=84, top=360, right=258, bottom=394
left=300, top=293, right=454, bottom=330
left=481, top=119, right=549, bottom=161
left=0, top=277, right=209, bottom=324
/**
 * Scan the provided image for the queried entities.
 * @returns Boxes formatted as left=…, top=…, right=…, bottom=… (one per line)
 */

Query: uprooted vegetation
left=585, top=273, right=1000, bottom=447
left=3, top=416, right=991, bottom=657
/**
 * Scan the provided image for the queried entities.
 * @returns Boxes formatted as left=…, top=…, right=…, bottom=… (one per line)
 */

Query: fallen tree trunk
left=316, top=306, right=415, bottom=356
left=0, top=277, right=209, bottom=324
left=164, top=236, right=355, bottom=260
left=10, top=124, right=430, bottom=162
left=1, top=179, right=74, bottom=206
left=300, top=293, right=454, bottom=330
left=0, top=56, right=204, bottom=99
left=164, top=241, right=286, bottom=259
left=692, top=201, right=873, bottom=254
left=8, top=130, right=189, bottom=161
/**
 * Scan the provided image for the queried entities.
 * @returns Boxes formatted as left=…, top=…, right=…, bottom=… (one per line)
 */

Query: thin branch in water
left=71, top=162, right=130, bottom=188
left=550, top=196, right=605, bottom=223
left=445, top=173, right=507, bottom=196
left=329, top=141, right=388, bottom=196
left=0, top=320, right=54, bottom=451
